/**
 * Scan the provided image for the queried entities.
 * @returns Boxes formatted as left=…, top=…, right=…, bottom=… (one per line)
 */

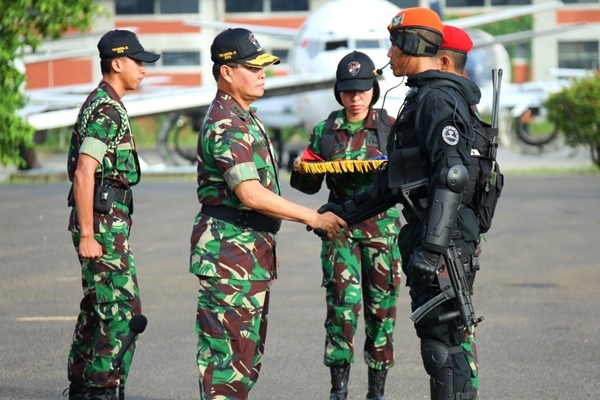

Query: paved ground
left=1, top=164, right=599, bottom=399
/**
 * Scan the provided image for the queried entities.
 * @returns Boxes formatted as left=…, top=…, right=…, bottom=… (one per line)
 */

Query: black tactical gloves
left=409, top=247, right=441, bottom=284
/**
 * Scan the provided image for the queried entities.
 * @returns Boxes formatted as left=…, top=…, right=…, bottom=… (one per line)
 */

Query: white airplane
left=19, top=0, right=570, bottom=166
left=189, top=0, right=568, bottom=133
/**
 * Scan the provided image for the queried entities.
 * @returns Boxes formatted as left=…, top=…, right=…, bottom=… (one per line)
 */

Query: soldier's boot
left=329, top=365, right=350, bottom=400
left=63, top=382, right=88, bottom=400
left=88, top=387, right=117, bottom=400
left=365, top=367, right=388, bottom=400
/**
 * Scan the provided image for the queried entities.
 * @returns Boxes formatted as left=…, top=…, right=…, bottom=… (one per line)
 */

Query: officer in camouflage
left=190, top=28, right=347, bottom=400
left=290, top=51, right=402, bottom=400
left=65, top=30, right=159, bottom=400
left=318, top=8, right=483, bottom=400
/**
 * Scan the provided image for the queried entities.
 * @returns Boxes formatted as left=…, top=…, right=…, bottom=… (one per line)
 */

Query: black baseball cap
left=334, top=51, right=380, bottom=106
left=211, top=28, right=280, bottom=68
left=97, top=29, right=160, bottom=63
left=335, top=51, right=377, bottom=92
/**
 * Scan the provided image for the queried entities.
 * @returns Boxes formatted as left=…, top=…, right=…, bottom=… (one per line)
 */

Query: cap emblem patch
left=347, top=61, right=361, bottom=76
left=248, top=33, right=261, bottom=51
left=390, top=15, right=405, bottom=30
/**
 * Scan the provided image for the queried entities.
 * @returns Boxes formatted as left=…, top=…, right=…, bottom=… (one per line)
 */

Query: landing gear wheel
left=156, top=112, right=199, bottom=165
left=514, top=108, right=560, bottom=147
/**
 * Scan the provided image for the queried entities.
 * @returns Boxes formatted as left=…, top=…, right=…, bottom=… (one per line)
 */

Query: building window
left=388, top=0, right=420, bottom=7
left=159, top=0, right=199, bottom=14
left=558, top=41, right=599, bottom=70
left=446, top=0, right=485, bottom=6
left=271, top=49, right=288, bottom=63
left=162, top=51, right=201, bottom=66
left=491, top=0, right=531, bottom=5
left=115, top=0, right=155, bottom=15
left=226, top=0, right=263, bottom=12
left=271, top=0, right=308, bottom=11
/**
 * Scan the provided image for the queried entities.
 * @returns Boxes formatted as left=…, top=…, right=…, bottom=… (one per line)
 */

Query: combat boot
left=88, top=387, right=117, bottom=400
left=63, top=382, right=88, bottom=400
left=365, top=367, right=388, bottom=400
left=329, top=365, right=350, bottom=400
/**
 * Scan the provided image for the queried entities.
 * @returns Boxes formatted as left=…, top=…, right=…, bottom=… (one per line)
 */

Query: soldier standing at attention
left=290, top=51, right=402, bottom=400
left=436, top=25, right=493, bottom=397
left=318, top=8, right=484, bottom=400
left=189, top=28, right=347, bottom=400
left=66, top=30, right=160, bottom=400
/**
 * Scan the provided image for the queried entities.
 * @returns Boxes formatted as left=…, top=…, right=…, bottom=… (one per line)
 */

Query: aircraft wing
left=448, top=1, right=563, bottom=29
left=22, top=73, right=335, bottom=132
left=472, top=22, right=588, bottom=49
left=184, top=20, right=297, bottom=40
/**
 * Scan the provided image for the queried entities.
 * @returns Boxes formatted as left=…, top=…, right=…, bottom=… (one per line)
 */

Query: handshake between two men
left=310, top=195, right=444, bottom=286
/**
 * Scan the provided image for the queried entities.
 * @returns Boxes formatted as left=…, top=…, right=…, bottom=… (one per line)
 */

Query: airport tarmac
left=1, top=161, right=599, bottom=399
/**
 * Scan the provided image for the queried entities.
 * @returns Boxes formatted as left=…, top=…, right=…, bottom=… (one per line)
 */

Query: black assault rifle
left=398, top=178, right=483, bottom=334
left=410, top=241, right=483, bottom=334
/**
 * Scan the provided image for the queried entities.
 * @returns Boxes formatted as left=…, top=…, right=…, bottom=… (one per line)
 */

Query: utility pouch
left=388, top=147, right=424, bottom=189
left=93, top=184, right=116, bottom=214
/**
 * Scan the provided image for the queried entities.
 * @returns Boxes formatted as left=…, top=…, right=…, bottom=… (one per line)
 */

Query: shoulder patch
left=441, top=125, right=460, bottom=146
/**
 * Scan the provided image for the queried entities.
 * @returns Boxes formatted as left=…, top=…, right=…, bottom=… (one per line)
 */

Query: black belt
left=201, top=205, right=281, bottom=234
left=67, top=185, right=133, bottom=208
left=67, top=185, right=132, bottom=210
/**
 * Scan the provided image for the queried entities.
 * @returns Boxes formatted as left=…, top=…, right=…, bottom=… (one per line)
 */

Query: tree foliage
left=545, top=75, right=600, bottom=167
left=0, top=0, right=102, bottom=167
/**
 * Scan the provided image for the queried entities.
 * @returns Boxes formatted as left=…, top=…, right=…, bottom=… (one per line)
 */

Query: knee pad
left=421, top=339, right=451, bottom=376
left=421, top=340, right=476, bottom=400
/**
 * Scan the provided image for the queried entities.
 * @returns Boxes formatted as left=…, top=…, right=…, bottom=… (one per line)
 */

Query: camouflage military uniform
left=67, top=81, right=141, bottom=389
left=291, top=109, right=402, bottom=370
left=190, top=90, right=280, bottom=399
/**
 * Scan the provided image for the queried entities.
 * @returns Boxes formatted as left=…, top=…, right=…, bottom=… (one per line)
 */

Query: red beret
left=440, top=25, right=473, bottom=54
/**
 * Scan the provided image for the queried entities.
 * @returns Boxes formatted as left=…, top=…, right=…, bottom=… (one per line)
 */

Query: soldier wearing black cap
left=318, top=8, right=484, bottom=400
left=190, top=28, right=346, bottom=400
left=65, top=30, right=159, bottom=400
left=290, top=51, right=402, bottom=400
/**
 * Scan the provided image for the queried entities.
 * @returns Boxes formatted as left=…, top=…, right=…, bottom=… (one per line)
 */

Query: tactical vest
left=319, top=108, right=390, bottom=158
left=405, top=80, right=504, bottom=233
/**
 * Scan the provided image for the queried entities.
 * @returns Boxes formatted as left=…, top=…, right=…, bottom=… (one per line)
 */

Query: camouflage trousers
left=321, top=234, right=401, bottom=369
left=462, top=329, right=479, bottom=394
left=68, top=215, right=141, bottom=389
left=195, top=277, right=270, bottom=400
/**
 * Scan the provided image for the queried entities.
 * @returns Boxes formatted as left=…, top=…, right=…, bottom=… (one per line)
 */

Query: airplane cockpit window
left=325, top=40, right=349, bottom=51
left=355, top=39, right=383, bottom=49
left=307, top=41, right=321, bottom=58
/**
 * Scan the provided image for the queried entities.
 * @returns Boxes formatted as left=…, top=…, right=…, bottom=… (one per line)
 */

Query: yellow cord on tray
left=297, top=160, right=386, bottom=174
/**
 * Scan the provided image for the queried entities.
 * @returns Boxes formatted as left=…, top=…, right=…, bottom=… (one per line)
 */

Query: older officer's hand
left=308, top=210, right=347, bottom=240
left=306, top=202, right=346, bottom=239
